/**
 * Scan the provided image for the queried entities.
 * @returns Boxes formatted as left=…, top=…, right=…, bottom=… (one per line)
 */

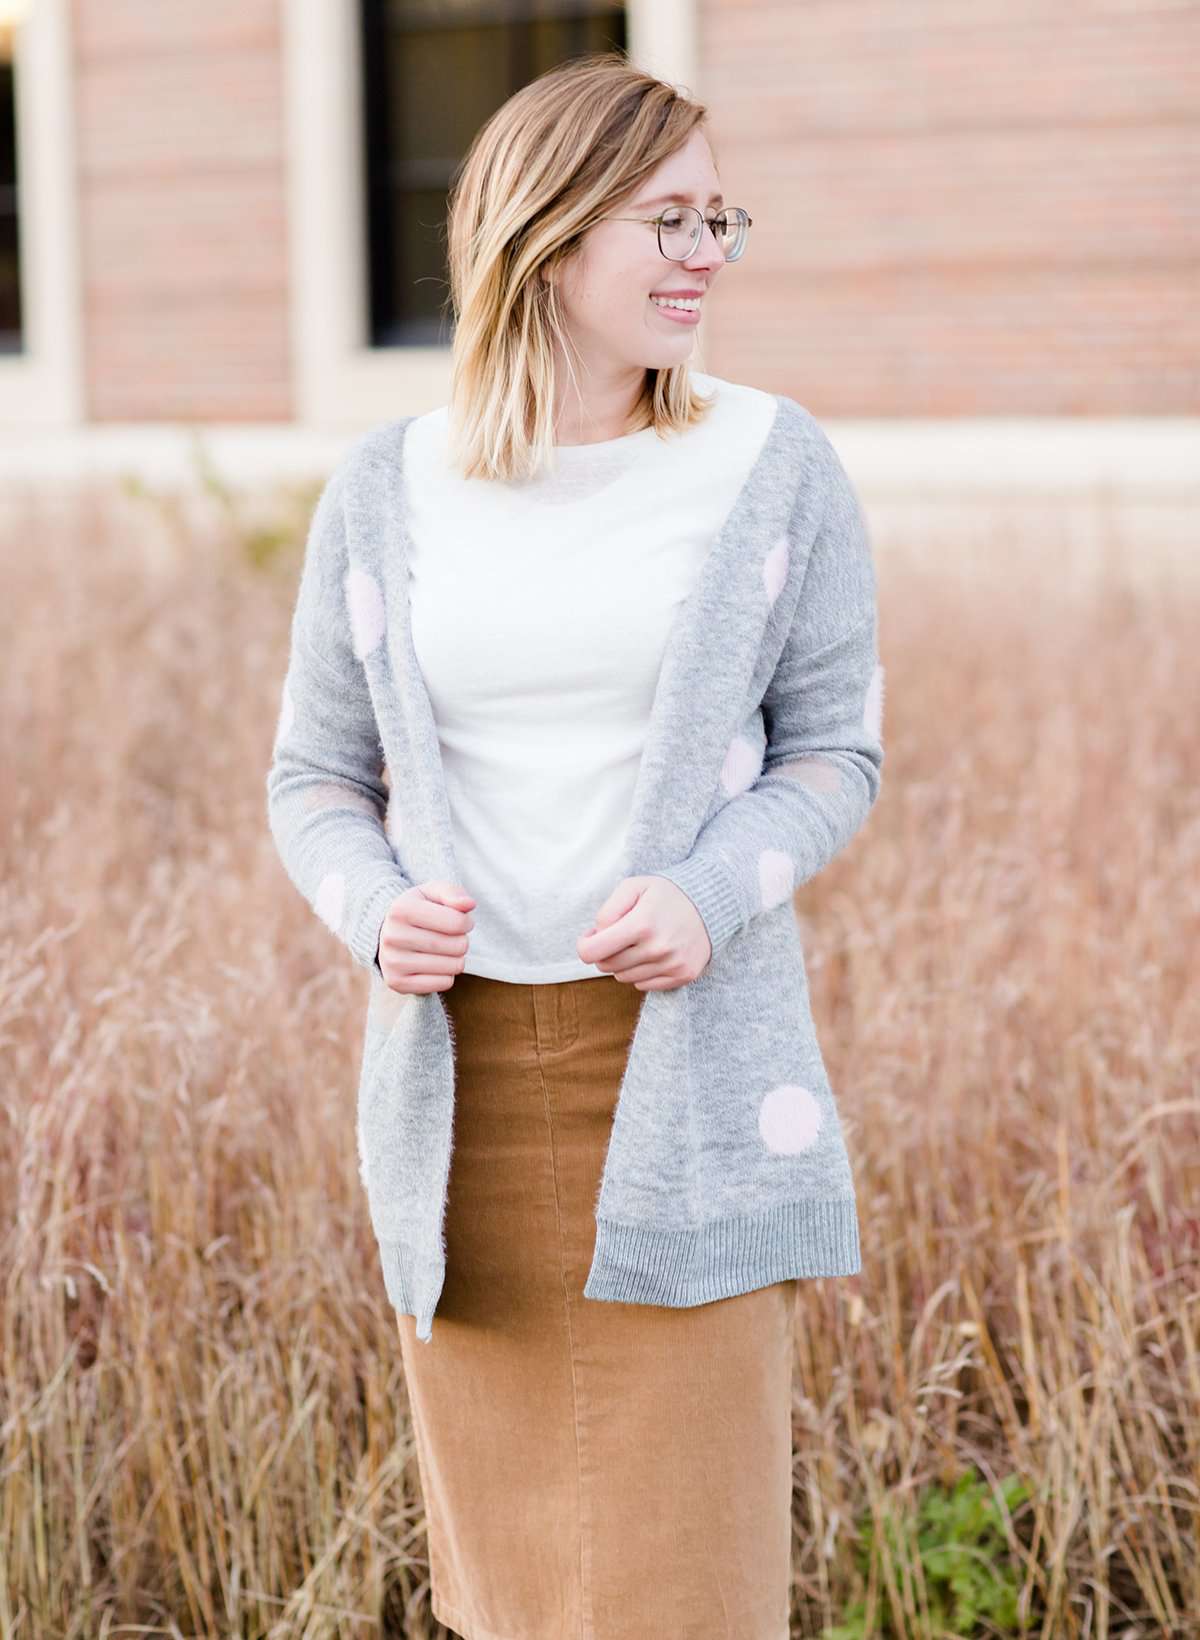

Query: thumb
left=592, top=876, right=644, bottom=931
left=420, top=880, right=476, bottom=908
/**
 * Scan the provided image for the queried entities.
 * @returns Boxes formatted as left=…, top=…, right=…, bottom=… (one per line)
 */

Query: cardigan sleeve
left=648, top=442, right=884, bottom=959
left=265, top=461, right=415, bottom=975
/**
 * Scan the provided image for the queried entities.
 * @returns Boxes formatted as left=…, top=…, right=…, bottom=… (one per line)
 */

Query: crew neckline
left=550, top=373, right=718, bottom=454
left=550, top=422, right=660, bottom=455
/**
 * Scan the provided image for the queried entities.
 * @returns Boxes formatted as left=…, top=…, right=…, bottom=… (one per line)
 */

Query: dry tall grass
left=2, top=474, right=1197, bottom=1639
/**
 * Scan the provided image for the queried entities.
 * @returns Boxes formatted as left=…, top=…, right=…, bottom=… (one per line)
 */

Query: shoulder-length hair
left=442, top=51, right=718, bottom=483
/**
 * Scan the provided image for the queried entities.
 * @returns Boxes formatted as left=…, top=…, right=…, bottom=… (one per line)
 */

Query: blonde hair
left=443, top=51, right=718, bottom=483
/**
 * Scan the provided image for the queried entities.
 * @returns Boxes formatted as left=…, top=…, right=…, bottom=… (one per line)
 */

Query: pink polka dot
left=277, top=681, right=294, bottom=742
left=762, top=536, right=789, bottom=607
left=758, top=848, right=794, bottom=910
left=779, top=757, right=842, bottom=795
left=720, top=735, right=761, bottom=796
left=864, top=662, right=885, bottom=740
left=314, top=871, right=346, bottom=933
left=304, top=783, right=381, bottom=818
left=344, top=567, right=385, bottom=659
left=758, top=1083, right=823, bottom=1153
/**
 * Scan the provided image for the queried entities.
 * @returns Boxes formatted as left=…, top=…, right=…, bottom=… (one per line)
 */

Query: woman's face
left=550, top=128, right=728, bottom=378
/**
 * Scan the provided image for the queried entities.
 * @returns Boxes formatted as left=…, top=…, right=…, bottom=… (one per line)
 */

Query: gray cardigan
left=266, top=393, right=885, bottom=1342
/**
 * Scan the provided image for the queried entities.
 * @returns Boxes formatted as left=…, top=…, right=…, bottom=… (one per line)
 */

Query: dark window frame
left=0, top=40, right=23, bottom=353
left=357, top=0, right=626, bottom=349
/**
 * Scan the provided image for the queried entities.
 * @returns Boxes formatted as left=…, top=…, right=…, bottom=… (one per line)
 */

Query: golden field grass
left=1, top=471, right=1197, bottom=1638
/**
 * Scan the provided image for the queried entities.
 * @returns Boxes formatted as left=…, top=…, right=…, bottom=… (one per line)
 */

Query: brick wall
left=72, top=0, right=292, bottom=421
left=701, top=0, right=1200, bottom=414
left=65, top=1, right=1198, bottom=423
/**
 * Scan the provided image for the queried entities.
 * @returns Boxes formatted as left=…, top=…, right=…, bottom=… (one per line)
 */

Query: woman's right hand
left=376, top=881, right=476, bottom=993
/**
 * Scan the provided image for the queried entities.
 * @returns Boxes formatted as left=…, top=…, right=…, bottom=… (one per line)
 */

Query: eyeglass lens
left=659, top=206, right=749, bottom=261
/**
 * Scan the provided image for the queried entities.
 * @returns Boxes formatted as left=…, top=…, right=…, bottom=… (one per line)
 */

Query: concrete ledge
left=825, top=417, right=1199, bottom=494
left=0, top=417, right=1195, bottom=496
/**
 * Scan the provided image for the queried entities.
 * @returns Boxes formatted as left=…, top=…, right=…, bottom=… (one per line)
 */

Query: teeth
left=651, top=296, right=701, bottom=311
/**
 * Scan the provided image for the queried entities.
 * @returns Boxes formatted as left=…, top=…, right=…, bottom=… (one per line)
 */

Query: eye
left=659, top=208, right=686, bottom=230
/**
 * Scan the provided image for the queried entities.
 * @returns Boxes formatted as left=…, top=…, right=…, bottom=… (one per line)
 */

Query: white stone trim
left=822, top=417, right=1200, bottom=493
left=628, top=0, right=697, bottom=98
left=0, top=0, right=84, bottom=427
left=0, top=418, right=1193, bottom=496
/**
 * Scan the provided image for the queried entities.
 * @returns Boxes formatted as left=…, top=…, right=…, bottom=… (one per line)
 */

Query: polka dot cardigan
left=266, top=393, right=885, bottom=1342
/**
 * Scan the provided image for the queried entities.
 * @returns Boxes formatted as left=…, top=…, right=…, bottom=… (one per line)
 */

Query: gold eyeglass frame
left=596, top=204, right=753, bottom=262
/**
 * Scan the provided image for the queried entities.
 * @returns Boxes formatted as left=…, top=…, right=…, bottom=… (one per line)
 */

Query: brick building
left=2, top=0, right=1196, bottom=493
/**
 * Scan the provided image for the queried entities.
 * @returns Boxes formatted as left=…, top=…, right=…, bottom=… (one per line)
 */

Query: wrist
left=646, top=854, right=744, bottom=957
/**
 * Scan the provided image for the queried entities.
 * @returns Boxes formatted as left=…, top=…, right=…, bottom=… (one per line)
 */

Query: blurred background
left=3, top=3, right=1198, bottom=1637
left=4, top=2, right=1197, bottom=473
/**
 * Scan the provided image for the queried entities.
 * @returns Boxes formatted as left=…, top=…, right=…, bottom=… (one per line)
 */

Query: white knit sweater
left=402, top=372, right=779, bottom=980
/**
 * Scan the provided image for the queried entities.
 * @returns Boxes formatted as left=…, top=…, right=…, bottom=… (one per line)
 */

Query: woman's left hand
left=577, top=877, right=713, bottom=990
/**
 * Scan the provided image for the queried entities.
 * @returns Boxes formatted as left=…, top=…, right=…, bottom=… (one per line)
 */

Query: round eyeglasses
left=602, top=204, right=752, bottom=263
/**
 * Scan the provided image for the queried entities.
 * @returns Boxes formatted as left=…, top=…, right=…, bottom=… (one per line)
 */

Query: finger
left=604, top=936, right=670, bottom=973
left=582, top=918, right=643, bottom=963
left=589, top=943, right=636, bottom=975
left=401, top=973, right=456, bottom=992
left=409, top=897, right=475, bottom=934
left=382, top=970, right=457, bottom=994
left=390, top=949, right=466, bottom=975
left=388, top=926, right=470, bottom=956
left=610, top=960, right=675, bottom=985
left=424, top=880, right=476, bottom=906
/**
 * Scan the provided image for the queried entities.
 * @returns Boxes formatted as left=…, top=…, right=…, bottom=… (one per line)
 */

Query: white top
left=401, top=371, right=780, bottom=982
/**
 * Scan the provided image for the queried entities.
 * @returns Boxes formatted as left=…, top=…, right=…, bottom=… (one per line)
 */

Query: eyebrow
left=636, top=192, right=725, bottom=210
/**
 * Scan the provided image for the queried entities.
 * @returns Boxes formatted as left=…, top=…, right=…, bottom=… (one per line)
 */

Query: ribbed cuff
left=348, top=870, right=415, bottom=972
left=647, top=852, right=745, bottom=955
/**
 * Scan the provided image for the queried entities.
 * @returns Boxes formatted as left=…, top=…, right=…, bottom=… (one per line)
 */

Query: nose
left=682, top=219, right=726, bottom=272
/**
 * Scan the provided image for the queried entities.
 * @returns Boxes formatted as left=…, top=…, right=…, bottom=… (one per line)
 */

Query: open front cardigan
left=265, top=391, right=885, bottom=1342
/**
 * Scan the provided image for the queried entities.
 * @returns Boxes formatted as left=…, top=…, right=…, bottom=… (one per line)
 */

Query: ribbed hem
left=378, top=1197, right=860, bottom=1342
left=378, top=1241, right=414, bottom=1311
left=379, top=1241, right=442, bottom=1343
left=583, top=1195, right=862, bottom=1304
left=647, top=853, right=744, bottom=955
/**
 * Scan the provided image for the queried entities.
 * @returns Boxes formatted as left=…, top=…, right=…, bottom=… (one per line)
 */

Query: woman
left=267, top=50, right=884, bottom=1640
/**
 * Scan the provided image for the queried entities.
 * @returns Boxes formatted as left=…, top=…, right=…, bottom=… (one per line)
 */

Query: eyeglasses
left=599, top=204, right=753, bottom=263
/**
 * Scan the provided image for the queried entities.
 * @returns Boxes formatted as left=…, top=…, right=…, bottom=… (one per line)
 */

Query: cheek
left=602, top=268, right=655, bottom=326
left=589, top=236, right=656, bottom=296
left=636, top=262, right=666, bottom=314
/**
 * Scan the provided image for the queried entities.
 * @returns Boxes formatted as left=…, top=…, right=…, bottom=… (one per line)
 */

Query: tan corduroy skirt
left=395, top=970, right=798, bottom=1640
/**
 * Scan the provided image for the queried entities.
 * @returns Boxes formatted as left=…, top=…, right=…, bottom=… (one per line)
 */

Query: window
left=286, top=0, right=681, bottom=426
left=358, top=0, right=627, bottom=348
left=0, top=12, right=22, bottom=351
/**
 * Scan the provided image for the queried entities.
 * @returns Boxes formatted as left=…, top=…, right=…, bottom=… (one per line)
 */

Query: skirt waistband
left=444, top=970, right=643, bottom=1060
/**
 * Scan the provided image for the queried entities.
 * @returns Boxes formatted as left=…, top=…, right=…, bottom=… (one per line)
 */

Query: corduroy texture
left=395, top=969, right=797, bottom=1640
left=265, top=390, right=885, bottom=1342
